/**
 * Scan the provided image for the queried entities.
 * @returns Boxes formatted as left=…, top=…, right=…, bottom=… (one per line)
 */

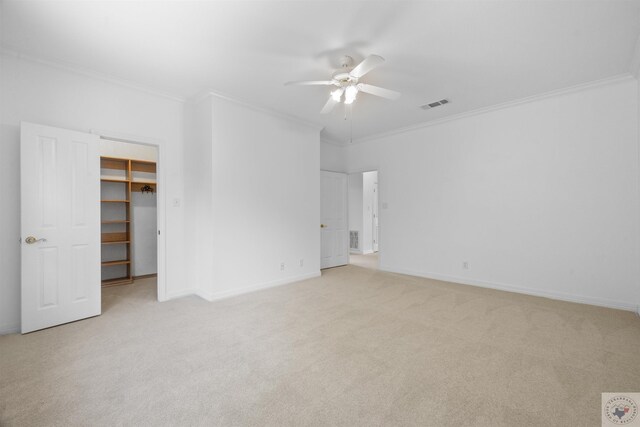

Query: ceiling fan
left=285, top=54, right=401, bottom=114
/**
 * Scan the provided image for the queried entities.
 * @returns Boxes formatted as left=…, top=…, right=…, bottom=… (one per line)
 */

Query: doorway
left=99, top=138, right=159, bottom=304
left=348, top=170, right=379, bottom=270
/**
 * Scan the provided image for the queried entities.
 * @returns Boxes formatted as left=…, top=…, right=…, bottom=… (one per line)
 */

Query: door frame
left=92, top=129, right=167, bottom=302
left=347, top=168, right=381, bottom=263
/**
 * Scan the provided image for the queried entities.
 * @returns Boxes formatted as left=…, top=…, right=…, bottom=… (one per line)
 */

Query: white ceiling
left=2, top=1, right=640, bottom=144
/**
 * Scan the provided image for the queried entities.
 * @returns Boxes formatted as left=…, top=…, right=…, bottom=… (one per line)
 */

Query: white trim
left=320, top=137, right=345, bottom=147
left=0, top=45, right=186, bottom=103
left=164, top=289, right=198, bottom=301
left=347, top=167, right=381, bottom=175
left=196, top=271, right=321, bottom=302
left=92, top=129, right=164, bottom=146
left=350, top=249, right=363, bottom=255
left=205, top=90, right=324, bottom=132
left=92, top=129, right=168, bottom=303
left=351, top=73, right=635, bottom=146
left=629, top=34, right=640, bottom=79
left=0, top=323, right=20, bottom=335
left=379, top=265, right=640, bottom=313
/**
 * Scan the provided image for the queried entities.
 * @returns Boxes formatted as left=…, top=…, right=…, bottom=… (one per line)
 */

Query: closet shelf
left=131, top=160, right=156, bottom=173
left=102, top=260, right=131, bottom=267
left=101, top=240, right=130, bottom=245
left=101, top=178, right=129, bottom=183
left=100, top=157, right=128, bottom=171
left=102, top=277, right=133, bottom=287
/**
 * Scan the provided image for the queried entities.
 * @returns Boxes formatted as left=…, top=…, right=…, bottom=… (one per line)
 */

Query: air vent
left=420, top=99, right=449, bottom=110
left=350, top=231, right=359, bottom=250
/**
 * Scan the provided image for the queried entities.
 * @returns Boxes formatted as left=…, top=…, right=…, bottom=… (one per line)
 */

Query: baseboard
left=349, top=249, right=363, bottom=254
left=362, top=250, right=374, bottom=255
left=0, top=323, right=20, bottom=335
left=379, top=265, right=640, bottom=313
left=196, top=271, right=321, bottom=302
left=162, top=288, right=198, bottom=301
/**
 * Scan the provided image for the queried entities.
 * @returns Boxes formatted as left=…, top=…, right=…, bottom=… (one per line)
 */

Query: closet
left=100, top=156, right=157, bottom=286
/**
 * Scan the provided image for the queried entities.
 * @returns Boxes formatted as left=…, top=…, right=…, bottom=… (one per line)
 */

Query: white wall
left=321, top=140, right=347, bottom=172
left=348, top=173, right=363, bottom=253
left=0, top=53, right=187, bottom=333
left=347, top=77, right=640, bottom=311
left=131, top=191, right=157, bottom=276
left=183, top=96, right=214, bottom=292
left=184, top=94, right=321, bottom=301
left=362, top=171, right=377, bottom=254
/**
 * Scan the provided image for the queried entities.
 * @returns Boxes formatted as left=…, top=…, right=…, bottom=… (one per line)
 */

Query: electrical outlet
left=462, top=261, right=469, bottom=269
left=280, top=262, right=285, bottom=271
left=299, top=259, right=304, bottom=267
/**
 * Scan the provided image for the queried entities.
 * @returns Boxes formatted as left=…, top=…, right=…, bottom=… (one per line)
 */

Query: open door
left=320, top=171, right=348, bottom=269
left=21, top=122, right=101, bottom=333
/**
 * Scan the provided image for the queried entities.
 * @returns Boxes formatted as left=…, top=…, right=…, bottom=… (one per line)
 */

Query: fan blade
left=349, top=55, right=385, bottom=79
left=285, top=80, right=336, bottom=86
left=320, top=96, right=339, bottom=114
left=357, top=83, right=401, bottom=100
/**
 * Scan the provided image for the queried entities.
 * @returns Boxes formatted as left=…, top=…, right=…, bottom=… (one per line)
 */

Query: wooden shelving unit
left=100, top=156, right=132, bottom=286
left=100, top=156, right=157, bottom=287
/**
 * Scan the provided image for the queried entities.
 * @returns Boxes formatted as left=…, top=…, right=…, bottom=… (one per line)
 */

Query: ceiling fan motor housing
left=333, top=55, right=356, bottom=83
left=333, top=72, right=354, bottom=83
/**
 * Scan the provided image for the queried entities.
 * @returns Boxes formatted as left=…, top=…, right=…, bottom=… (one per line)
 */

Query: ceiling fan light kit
left=331, top=88, right=344, bottom=102
left=344, top=85, right=358, bottom=104
left=285, top=54, right=401, bottom=114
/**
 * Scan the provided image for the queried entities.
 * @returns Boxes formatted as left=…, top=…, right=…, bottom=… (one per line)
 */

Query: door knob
left=320, top=224, right=326, bottom=228
left=25, top=236, right=47, bottom=244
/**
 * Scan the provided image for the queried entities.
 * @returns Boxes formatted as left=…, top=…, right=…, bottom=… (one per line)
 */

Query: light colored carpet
left=350, top=252, right=379, bottom=270
left=1, top=268, right=639, bottom=426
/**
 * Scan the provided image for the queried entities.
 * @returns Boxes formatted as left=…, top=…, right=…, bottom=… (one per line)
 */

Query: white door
left=320, top=171, right=348, bottom=269
left=21, top=122, right=101, bottom=333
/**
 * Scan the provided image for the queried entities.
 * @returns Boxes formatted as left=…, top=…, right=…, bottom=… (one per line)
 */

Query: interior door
left=320, top=171, right=348, bottom=269
left=21, top=122, right=101, bottom=333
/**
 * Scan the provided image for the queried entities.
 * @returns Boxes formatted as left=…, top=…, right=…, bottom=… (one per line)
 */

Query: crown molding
left=0, top=45, right=187, bottom=103
left=351, top=73, right=635, bottom=146
left=630, top=34, right=640, bottom=79
left=203, top=90, right=324, bottom=132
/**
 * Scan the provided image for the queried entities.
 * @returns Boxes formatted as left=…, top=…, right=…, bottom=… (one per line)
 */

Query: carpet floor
left=1, top=267, right=639, bottom=426
left=349, top=253, right=379, bottom=270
